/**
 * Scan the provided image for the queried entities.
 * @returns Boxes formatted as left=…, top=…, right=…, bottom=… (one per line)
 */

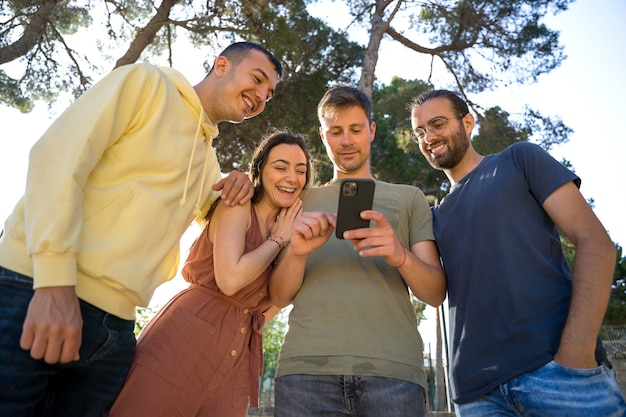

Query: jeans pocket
left=548, top=359, right=604, bottom=377
left=0, top=266, right=33, bottom=288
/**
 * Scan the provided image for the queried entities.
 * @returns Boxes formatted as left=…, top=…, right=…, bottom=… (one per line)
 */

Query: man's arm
left=344, top=210, right=446, bottom=307
left=268, top=211, right=336, bottom=308
left=543, top=181, right=616, bottom=369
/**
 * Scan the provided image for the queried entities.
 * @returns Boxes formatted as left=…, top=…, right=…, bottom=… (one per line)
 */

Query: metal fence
left=601, top=324, right=626, bottom=359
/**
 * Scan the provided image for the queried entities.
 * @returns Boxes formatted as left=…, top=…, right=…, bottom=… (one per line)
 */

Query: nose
left=255, top=85, right=270, bottom=103
left=340, top=132, right=354, bottom=145
left=284, top=168, right=298, bottom=184
left=422, top=129, right=437, bottom=144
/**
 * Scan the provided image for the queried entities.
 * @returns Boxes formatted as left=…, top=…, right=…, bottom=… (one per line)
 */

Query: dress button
left=259, top=291, right=265, bottom=297
left=240, top=327, right=246, bottom=334
left=231, top=349, right=237, bottom=357
left=243, top=309, right=249, bottom=314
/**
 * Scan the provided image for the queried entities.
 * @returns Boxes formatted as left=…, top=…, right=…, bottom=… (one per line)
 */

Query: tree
left=1, top=0, right=365, bottom=171
left=260, top=309, right=289, bottom=404
left=331, top=0, right=574, bottom=100
left=369, top=77, right=572, bottom=197
left=322, top=0, right=576, bottom=172
left=1, top=0, right=362, bottom=111
left=604, top=245, right=626, bottom=325
left=213, top=0, right=364, bottom=175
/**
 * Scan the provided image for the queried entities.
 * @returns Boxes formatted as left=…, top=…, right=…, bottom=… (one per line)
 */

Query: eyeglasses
left=412, top=115, right=467, bottom=143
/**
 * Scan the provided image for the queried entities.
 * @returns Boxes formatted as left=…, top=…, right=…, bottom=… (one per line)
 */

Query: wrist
left=266, top=234, right=288, bottom=250
left=393, top=246, right=407, bottom=268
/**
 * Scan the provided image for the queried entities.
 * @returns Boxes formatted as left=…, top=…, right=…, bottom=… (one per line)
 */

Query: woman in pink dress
left=109, top=130, right=313, bottom=417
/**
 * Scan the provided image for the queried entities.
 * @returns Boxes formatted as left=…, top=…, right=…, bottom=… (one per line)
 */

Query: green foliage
left=371, top=78, right=431, bottom=186
left=523, top=107, right=573, bottom=151
left=368, top=77, right=572, bottom=198
left=410, top=293, right=427, bottom=323
left=605, top=245, right=626, bottom=324
left=1, top=0, right=95, bottom=109
left=134, top=306, right=158, bottom=336
left=408, top=0, right=574, bottom=93
left=213, top=0, right=364, bottom=180
left=0, top=69, right=32, bottom=112
left=562, top=238, right=625, bottom=325
left=473, top=106, right=528, bottom=154
left=259, top=308, right=289, bottom=403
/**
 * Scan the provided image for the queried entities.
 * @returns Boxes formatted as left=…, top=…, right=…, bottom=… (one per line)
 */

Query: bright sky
left=0, top=0, right=624, bottom=347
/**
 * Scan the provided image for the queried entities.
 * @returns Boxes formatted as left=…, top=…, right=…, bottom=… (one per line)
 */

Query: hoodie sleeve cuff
left=32, top=253, right=78, bottom=288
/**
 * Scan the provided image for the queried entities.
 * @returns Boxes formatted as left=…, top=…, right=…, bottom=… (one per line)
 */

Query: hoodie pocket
left=78, top=183, right=180, bottom=298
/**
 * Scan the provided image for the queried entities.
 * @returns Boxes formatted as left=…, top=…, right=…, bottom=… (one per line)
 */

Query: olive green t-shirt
left=276, top=180, right=434, bottom=389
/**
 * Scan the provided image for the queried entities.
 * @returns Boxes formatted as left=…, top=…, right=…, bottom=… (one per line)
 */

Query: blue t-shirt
left=433, top=142, right=581, bottom=404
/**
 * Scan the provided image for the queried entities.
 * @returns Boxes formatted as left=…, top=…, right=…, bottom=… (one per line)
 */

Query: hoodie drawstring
left=180, top=107, right=218, bottom=217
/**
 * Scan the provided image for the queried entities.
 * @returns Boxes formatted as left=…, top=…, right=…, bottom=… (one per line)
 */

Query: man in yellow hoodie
left=0, top=41, right=282, bottom=417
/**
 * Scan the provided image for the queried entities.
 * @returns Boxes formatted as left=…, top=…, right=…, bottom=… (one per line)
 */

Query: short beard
left=423, top=126, right=469, bottom=170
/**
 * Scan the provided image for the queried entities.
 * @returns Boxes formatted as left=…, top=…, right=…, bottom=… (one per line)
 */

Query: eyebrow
left=326, top=122, right=368, bottom=129
left=270, top=159, right=307, bottom=166
left=415, top=115, right=448, bottom=129
left=270, top=160, right=308, bottom=172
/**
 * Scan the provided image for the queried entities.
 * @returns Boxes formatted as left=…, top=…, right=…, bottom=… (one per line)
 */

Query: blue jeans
left=0, top=266, right=136, bottom=417
left=455, top=360, right=626, bottom=417
left=274, top=374, right=426, bottom=417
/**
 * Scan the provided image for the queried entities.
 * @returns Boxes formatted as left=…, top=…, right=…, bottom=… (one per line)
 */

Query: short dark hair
left=317, top=85, right=372, bottom=123
left=409, top=89, right=469, bottom=118
left=249, top=129, right=314, bottom=204
left=214, top=41, right=282, bottom=78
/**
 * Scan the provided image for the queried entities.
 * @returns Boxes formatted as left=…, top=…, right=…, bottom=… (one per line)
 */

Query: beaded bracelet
left=266, top=234, right=288, bottom=249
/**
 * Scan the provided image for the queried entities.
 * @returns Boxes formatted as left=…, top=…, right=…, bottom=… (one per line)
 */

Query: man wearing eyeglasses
left=409, top=89, right=626, bottom=416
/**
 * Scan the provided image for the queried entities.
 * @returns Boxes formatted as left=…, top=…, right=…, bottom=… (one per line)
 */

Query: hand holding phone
left=335, top=179, right=375, bottom=239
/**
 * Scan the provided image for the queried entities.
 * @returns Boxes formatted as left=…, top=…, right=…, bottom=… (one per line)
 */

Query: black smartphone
left=335, top=178, right=376, bottom=239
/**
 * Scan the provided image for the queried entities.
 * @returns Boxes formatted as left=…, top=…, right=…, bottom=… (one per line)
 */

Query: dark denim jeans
left=274, top=374, right=426, bottom=417
left=455, top=360, right=626, bottom=417
left=0, top=266, right=136, bottom=417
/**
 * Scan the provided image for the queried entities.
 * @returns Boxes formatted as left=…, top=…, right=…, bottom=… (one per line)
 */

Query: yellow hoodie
left=0, top=63, right=222, bottom=320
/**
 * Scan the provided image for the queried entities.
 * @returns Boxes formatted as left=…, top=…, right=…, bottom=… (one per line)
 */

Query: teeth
left=243, top=97, right=253, bottom=110
left=278, top=187, right=295, bottom=193
left=430, top=144, right=445, bottom=153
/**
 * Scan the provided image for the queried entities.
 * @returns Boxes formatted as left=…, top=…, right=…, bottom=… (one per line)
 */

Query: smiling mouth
left=243, top=96, right=255, bottom=113
left=277, top=186, right=296, bottom=193
left=428, top=142, right=446, bottom=156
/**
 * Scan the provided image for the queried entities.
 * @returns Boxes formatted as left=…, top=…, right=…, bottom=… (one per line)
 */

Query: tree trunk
left=0, top=0, right=59, bottom=65
left=114, top=0, right=182, bottom=68
left=358, top=0, right=404, bottom=99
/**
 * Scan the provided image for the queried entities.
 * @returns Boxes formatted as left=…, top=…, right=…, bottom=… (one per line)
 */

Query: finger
left=286, top=200, right=303, bottom=219
left=361, top=210, right=387, bottom=226
left=28, top=335, right=48, bottom=361
left=223, top=178, right=253, bottom=206
left=219, top=176, right=239, bottom=205
left=19, top=323, right=35, bottom=352
left=293, top=218, right=317, bottom=239
left=43, top=336, right=64, bottom=364
left=59, top=328, right=82, bottom=363
left=211, top=177, right=227, bottom=192
left=239, top=184, right=254, bottom=205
